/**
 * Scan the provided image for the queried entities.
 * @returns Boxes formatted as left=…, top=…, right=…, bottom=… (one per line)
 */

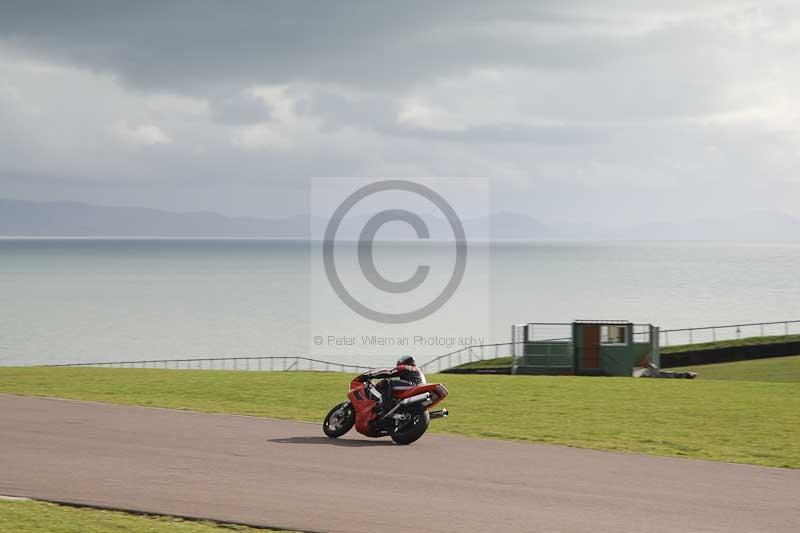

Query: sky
left=1, top=1, right=799, bottom=226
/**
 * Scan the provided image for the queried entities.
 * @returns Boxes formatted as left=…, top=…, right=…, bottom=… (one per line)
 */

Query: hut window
left=601, top=325, right=628, bottom=345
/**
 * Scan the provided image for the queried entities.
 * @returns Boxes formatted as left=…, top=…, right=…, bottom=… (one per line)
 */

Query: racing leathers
left=359, top=364, right=426, bottom=417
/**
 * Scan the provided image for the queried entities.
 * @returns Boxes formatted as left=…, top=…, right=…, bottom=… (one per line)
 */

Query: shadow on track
left=268, top=436, right=394, bottom=447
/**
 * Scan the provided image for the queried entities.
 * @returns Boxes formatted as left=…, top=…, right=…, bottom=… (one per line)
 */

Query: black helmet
left=397, top=355, right=416, bottom=367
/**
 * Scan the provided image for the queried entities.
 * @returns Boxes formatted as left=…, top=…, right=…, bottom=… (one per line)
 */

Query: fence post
left=689, top=329, right=693, bottom=344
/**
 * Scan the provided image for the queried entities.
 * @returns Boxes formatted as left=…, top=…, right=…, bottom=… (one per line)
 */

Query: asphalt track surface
left=1, top=394, right=798, bottom=533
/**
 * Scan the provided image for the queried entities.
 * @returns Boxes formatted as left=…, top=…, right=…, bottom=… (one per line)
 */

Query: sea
left=1, top=239, right=799, bottom=367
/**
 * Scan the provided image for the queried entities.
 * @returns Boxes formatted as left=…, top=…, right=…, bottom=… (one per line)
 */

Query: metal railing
left=46, top=356, right=375, bottom=373
left=41, top=347, right=513, bottom=375
left=656, top=319, right=800, bottom=347
left=29, top=319, right=800, bottom=375
left=418, top=342, right=515, bottom=373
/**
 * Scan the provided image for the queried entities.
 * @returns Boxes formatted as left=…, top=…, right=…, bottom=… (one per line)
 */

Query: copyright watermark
left=312, top=334, right=486, bottom=349
left=322, top=180, right=467, bottom=324
left=309, top=177, right=490, bottom=358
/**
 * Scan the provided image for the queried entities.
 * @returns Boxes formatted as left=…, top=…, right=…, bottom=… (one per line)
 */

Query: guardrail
left=30, top=319, right=800, bottom=374
left=656, top=319, right=800, bottom=347
left=41, top=347, right=514, bottom=375
left=46, top=356, right=375, bottom=373
left=418, top=343, right=515, bottom=373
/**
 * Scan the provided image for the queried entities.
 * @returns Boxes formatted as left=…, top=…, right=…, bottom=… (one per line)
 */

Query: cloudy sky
left=1, top=1, right=798, bottom=226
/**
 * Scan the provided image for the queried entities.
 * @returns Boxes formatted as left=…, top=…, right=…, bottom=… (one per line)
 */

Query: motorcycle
left=323, top=374, right=449, bottom=445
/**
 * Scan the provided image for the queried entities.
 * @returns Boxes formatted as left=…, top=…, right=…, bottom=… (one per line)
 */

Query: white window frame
left=600, top=324, right=629, bottom=346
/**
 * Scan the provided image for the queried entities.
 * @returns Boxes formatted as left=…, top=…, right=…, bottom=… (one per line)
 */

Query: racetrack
left=1, top=394, right=798, bottom=532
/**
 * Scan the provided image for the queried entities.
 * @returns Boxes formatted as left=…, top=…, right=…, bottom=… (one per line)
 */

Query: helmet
left=397, top=355, right=416, bottom=367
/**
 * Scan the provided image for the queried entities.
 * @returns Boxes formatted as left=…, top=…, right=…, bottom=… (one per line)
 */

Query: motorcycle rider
left=359, top=355, right=426, bottom=418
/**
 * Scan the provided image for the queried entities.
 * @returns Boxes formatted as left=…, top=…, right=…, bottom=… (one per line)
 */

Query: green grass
left=672, top=355, right=800, bottom=383
left=1, top=367, right=798, bottom=468
left=0, top=498, right=292, bottom=532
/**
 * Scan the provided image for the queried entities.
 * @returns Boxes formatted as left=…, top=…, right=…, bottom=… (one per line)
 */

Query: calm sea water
left=1, top=239, right=799, bottom=366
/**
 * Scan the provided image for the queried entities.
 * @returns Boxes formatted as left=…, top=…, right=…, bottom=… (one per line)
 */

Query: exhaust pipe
left=380, top=392, right=431, bottom=421
left=429, top=408, right=448, bottom=420
left=401, top=392, right=431, bottom=406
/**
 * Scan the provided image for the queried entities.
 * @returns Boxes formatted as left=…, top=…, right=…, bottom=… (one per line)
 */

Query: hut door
left=582, top=325, right=601, bottom=369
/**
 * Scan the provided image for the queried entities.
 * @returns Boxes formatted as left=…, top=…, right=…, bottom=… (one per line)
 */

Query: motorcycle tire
left=391, top=410, right=430, bottom=445
left=323, top=401, right=355, bottom=438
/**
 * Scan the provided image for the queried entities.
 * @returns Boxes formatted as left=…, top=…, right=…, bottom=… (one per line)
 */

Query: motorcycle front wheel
left=391, top=410, right=430, bottom=445
left=323, top=401, right=355, bottom=438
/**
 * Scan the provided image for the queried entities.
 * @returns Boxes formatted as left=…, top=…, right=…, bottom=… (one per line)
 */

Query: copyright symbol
left=323, top=180, right=467, bottom=324
left=313, top=336, right=324, bottom=345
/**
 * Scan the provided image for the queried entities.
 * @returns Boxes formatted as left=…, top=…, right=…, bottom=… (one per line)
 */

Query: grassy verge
left=457, top=352, right=800, bottom=381
left=450, top=356, right=513, bottom=369
left=671, top=355, right=800, bottom=382
left=0, top=498, right=292, bottom=533
left=1, top=367, right=798, bottom=468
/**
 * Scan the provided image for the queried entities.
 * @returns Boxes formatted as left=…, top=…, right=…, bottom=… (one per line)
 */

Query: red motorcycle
left=323, top=374, right=449, bottom=445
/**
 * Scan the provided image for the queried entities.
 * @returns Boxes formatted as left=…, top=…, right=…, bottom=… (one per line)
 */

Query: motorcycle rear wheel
left=391, top=411, right=430, bottom=445
left=323, top=401, right=355, bottom=438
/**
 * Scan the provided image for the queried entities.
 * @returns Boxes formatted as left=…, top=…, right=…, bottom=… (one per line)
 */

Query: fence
left=42, top=345, right=515, bottom=375
left=30, top=319, right=800, bottom=374
left=418, top=343, right=515, bottom=373
left=47, top=356, right=375, bottom=373
left=655, top=320, right=800, bottom=347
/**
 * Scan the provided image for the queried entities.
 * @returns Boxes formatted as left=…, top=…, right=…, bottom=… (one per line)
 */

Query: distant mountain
left=312, top=210, right=556, bottom=241
left=623, top=211, right=800, bottom=241
left=478, top=210, right=557, bottom=240
left=1, top=198, right=797, bottom=241
left=0, top=199, right=555, bottom=240
left=0, top=198, right=311, bottom=238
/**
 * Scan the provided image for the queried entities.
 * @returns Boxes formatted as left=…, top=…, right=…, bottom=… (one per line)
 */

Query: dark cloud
left=0, top=1, right=685, bottom=95
left=0, top=1, right=798, bottom=223
left=209, top=91, right=272, bottom=125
